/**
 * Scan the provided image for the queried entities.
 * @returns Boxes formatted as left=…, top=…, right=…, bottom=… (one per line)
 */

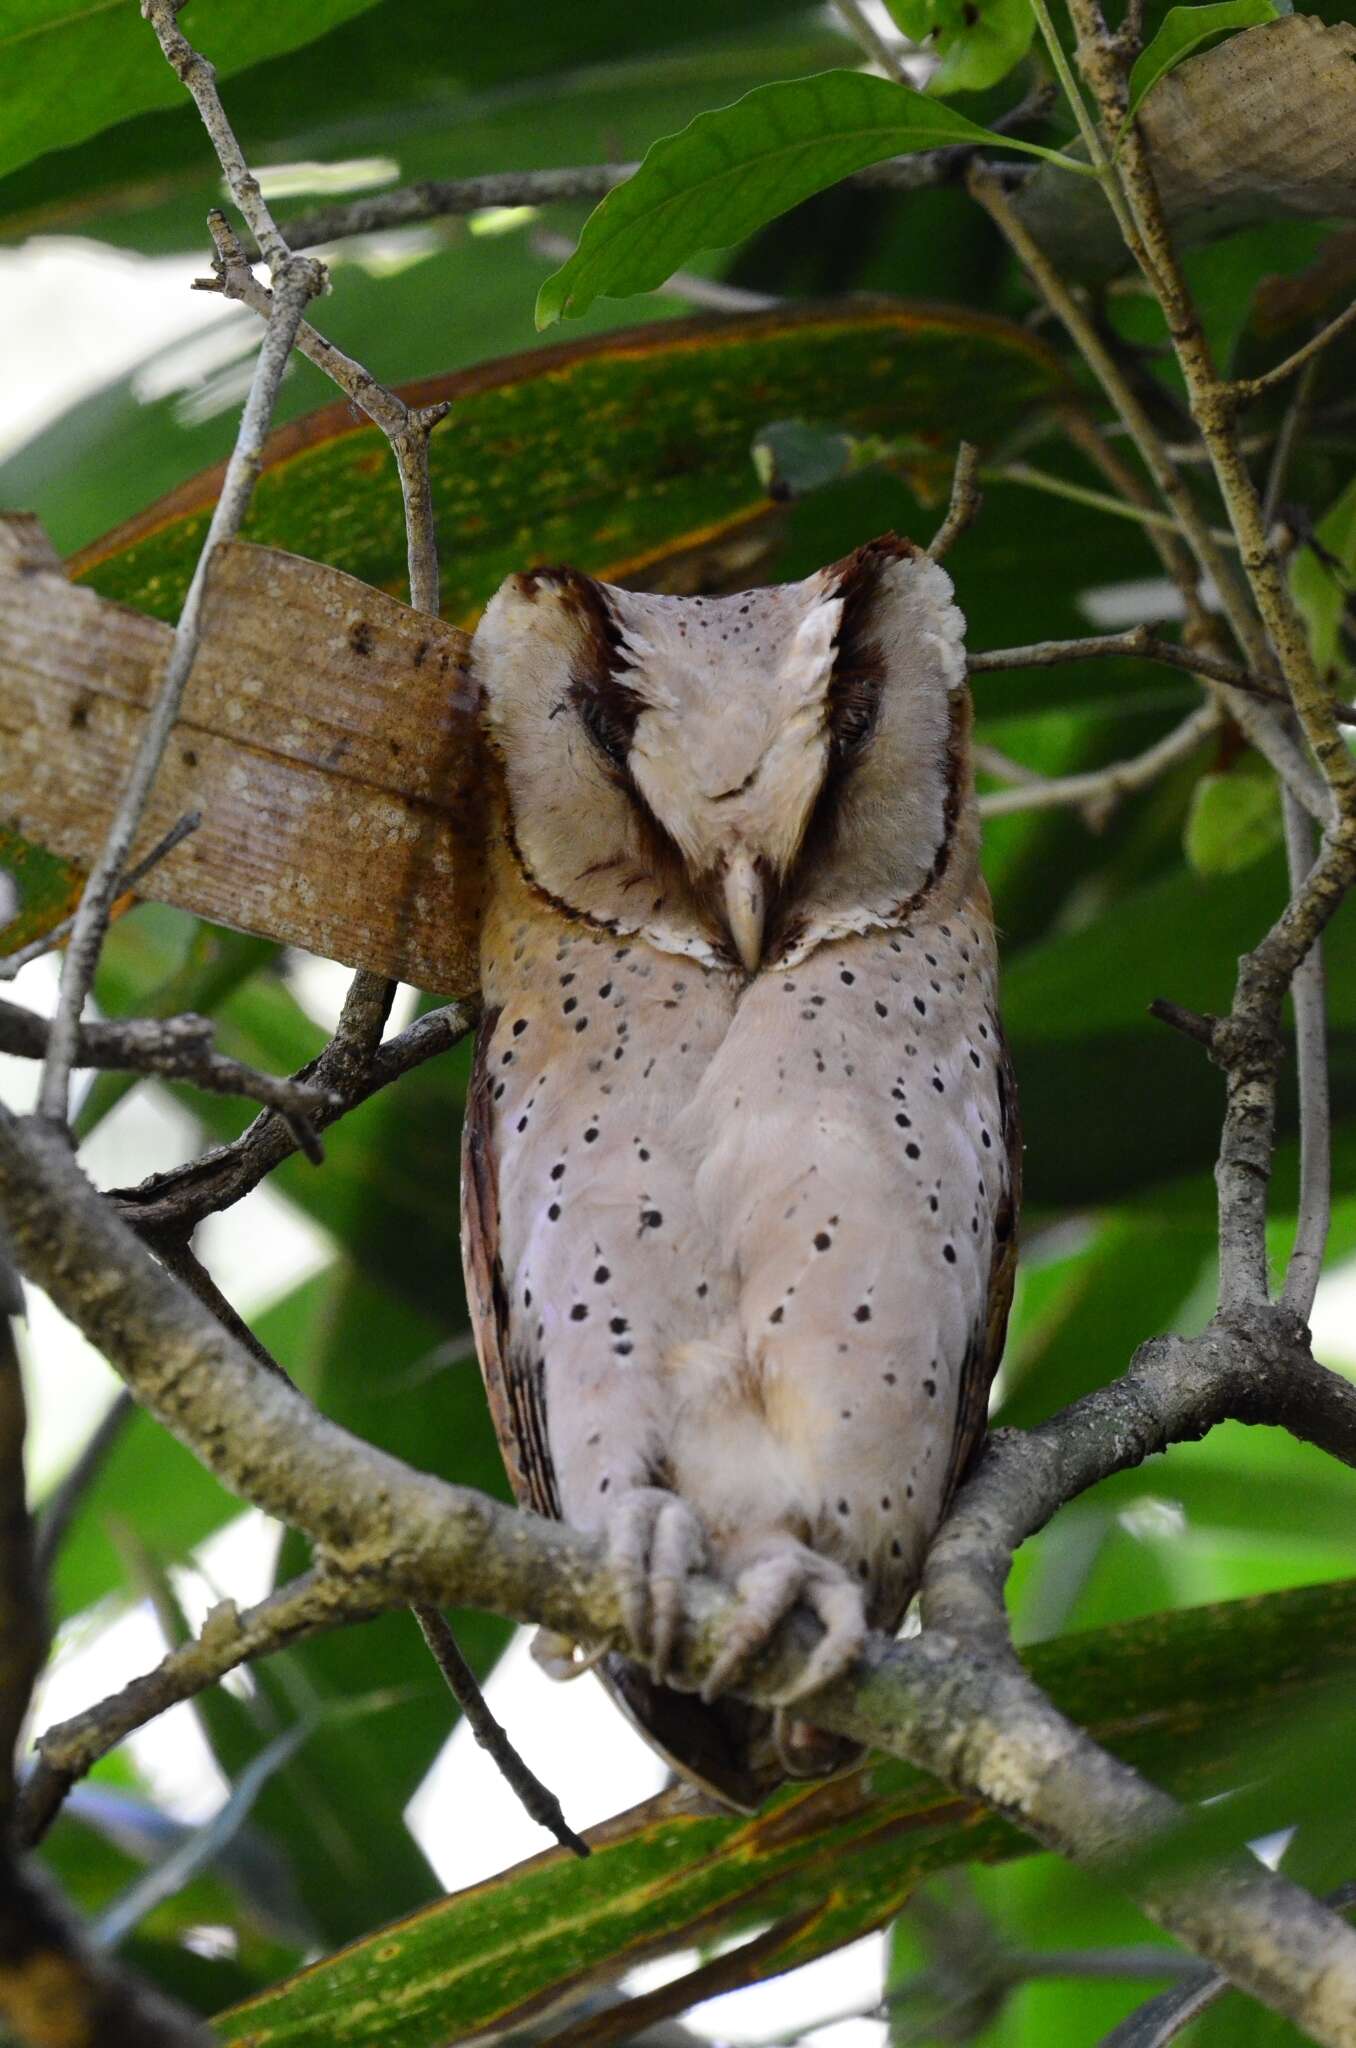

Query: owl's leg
left=606, top=1486, right=709, bottom=1685
left=701, top=1536, right=867, bottom=1707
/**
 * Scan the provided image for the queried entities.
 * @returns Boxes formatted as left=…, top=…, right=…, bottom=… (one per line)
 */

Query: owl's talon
left=702, top=1540, right=867, bottom=1707
left=606, top=1487, right=707, bottom=1685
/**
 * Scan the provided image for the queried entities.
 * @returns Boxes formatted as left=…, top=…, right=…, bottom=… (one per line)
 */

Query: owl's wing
left=463, top=1012, right=784, bottom=1814
left=461, top=1012, right=560, bottom=1519
left=942, top=1025, right=1021, bottom=1508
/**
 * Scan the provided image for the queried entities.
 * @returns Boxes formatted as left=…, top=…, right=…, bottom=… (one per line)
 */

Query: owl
left=462, top=535, right=1019, bottom=1810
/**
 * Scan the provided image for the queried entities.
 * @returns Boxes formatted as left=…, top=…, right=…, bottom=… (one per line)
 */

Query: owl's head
left=473, top=535, right=975, bottom=972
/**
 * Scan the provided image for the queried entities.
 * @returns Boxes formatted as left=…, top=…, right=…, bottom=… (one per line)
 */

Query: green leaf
left=0, top=0, right=383, bottom=181
left=214, top=1578, right=1356, bottom=2045
left=885, top=0, right=1037, bottom=94
left=1125, top=0, right=1290, bottom=127
left=0, top=3, right=841, bottom=252
left=535, top=70, right=1095, bottom=326
left=57, top=305, right=1064, bottom=627
left=1183, top=762, right=1281, bottom=877
left=1291, top=469, right=1356, bottom=682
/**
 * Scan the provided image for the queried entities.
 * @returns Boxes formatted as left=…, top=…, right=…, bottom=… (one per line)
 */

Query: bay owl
left=462, top=535, right=1019, bottom=1810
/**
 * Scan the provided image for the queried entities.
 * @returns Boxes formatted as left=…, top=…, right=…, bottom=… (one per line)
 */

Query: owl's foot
left=701, top=1539, right=867, bottom=1708
left=606, top=1486, right=708, bottom=1686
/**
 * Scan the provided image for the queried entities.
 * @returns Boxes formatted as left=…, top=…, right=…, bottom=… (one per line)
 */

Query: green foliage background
left=1, top=0, right=1355, bottom=2041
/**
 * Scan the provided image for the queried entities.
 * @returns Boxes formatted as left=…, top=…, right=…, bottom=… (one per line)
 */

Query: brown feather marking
left=942, top=1018, right=1021, bottom=1509
left=461, top=1013, right=560, bottom=1517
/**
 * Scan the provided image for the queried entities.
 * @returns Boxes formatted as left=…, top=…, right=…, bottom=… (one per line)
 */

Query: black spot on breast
left=570, top=1303, right=588, bottom=1321
left=348, top=619, right=374, bottom=657
left=814, top=1232, right=831, bottom=1251
left=854, top=1304, right=871, bottom=1323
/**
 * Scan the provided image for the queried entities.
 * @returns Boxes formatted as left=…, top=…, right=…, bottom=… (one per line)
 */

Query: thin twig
left=411, top=1605, right=588, bottom=1858
left=977, top=701, right=1218, bottom=821
left=108, top=1000, right=475, bottom=1238
left=928, top=441, right=982, bottom=560
left=1063, top=0, right=1356, bottom=819
left=274, top=98, right=1058, bottom=255
left=969, top=624, right=1356, bottom=723
left=36, top=260, right=324, bottom=1128
left=0, top=813, right=201, bottom=983
left=1281, top=791, right=1330, bottom=1321
left=139, top=0, right=294, bottom=272
left=18, top=1571, right=379, bottom=1849
left=0, top=999, right=339, bottom=1143
left=991, top=460, right=1235, bottom=544
left=965, top=159, right=1331, bottom=825
left=832, top=0, right=912, bottom=82
left=0, top=1311, right=44, bottom=1827
left=1230, top=299, right=1356, bottom=407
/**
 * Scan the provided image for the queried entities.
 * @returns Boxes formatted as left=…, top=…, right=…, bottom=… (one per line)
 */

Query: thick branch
left=5, top=1110, right=1356, bottom=2041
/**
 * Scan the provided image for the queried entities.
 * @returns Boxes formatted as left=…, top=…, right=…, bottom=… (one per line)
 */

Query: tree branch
left=1229, top=299, right=1356, bottom=406
left=35, top=257, right=325, bottom=1125
left=16, top=1570, right=378, bottom=1850
left=5, top=1107, right=1356, bottom=2042
left=410, top=1605, right=589, bottom=1859
left=107, top=999, right=476, bottom=1238
left=977, top=702, right=1218, bottom=822
left=0, top=999, right=338, bottom=1142
left=1280, top=793, right=1331, bottom=1321
left=969, top=624, right=1356, bottom=725
left=965, top=159, right=1332, bottom=824
left=928, top=441, right=982, bottom=562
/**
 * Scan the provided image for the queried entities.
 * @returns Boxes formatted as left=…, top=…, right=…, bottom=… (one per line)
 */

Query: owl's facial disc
left=475, top=537, right=969, bottom=972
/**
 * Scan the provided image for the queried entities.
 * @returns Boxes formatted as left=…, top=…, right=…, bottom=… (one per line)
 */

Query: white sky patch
left=0, top=238, right=239, bottom=461
left=252, top=157, right=399, bottom=201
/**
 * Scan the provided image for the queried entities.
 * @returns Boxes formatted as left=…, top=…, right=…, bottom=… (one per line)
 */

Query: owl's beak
left=722, top=850, right=765, bottom=973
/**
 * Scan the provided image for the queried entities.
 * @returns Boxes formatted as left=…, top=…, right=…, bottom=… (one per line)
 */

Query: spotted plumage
left=462, top=536, right=1019, bottom=1809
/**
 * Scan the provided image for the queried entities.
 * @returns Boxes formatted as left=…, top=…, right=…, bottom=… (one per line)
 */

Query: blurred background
left=3, top=0, right=1356, bottom=2041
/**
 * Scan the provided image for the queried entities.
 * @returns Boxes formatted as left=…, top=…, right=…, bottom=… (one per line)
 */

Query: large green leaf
left=214, top=1577, right=1356, bottom=2045
left=537, top=71, right=1092, bottom=326
left=0, top=0, right=382, bottom=182
left=0, top=3, right=839, bottom=252
left=61, top=303, right=1063, bottom=625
